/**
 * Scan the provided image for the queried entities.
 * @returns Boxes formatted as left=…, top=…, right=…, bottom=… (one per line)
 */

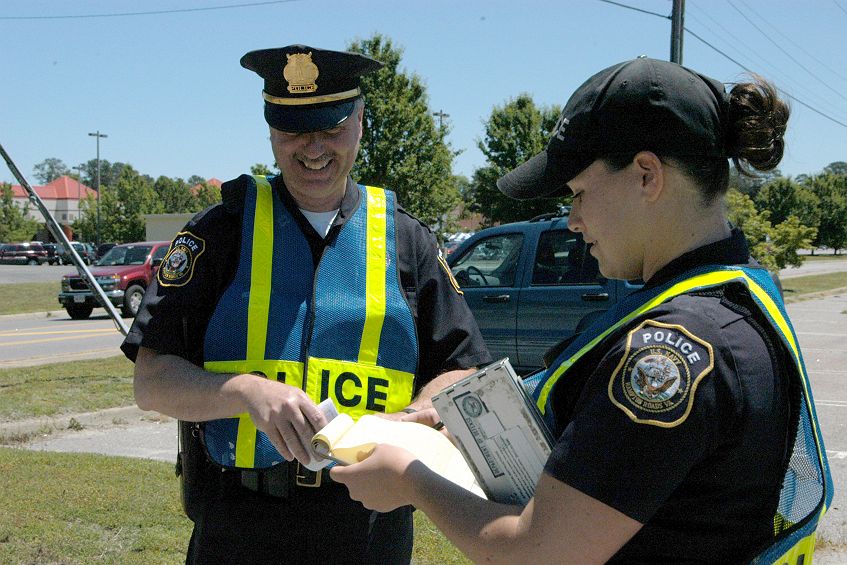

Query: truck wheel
left=122, top=284, right=145, bottom=317
left=66, top=304, right=93, bottom=320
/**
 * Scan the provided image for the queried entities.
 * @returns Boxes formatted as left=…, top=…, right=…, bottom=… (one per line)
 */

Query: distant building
left=8, top=175, right=97, bottom=240
left=190, top=177, right=223, bottom=194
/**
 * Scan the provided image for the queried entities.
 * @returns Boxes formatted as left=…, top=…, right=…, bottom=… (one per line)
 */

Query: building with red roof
left=9, top=175, right=97, bottom=227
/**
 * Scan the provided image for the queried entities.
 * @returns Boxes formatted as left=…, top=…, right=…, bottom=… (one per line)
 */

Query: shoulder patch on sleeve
left=158, top=231, right=206, bottom=287
left=437, top=253, right=463, bottom=295
left=607, top=319, right=714, bottom=428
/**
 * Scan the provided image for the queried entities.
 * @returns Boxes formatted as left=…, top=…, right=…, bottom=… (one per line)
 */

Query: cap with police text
left=497, top=57, right=729, bottom=199
left=240, top=45, right=383, bottom=133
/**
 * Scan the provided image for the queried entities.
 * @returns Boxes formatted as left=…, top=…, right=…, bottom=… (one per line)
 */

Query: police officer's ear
left=633, top=151, right=664, bottom=203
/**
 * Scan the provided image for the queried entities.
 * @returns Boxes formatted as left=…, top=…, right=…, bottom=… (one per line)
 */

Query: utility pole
left=670, top=0, right=685, bottom=64
left=433, top=109, right=450, bottom=130
left=73, top=165, right=83, bottom=222
left=88, top=131, right=107, bottom=245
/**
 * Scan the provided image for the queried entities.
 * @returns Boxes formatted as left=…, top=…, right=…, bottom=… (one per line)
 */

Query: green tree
left=824, top=161, right=847, bottom=176
left=348, top=34, right=460, bottom=232
left=803, top=173, right=847, bottom=253
left=0, top=183, right=40, bottom=241
left=250, top=163, right=277, bottom=176
left=468, top=94, right=562, bottom=225
left=754, top=177, right=819, bottom=227
left=75, top=165, right=158, bottom=243
left=726, top=189, right=815, bottom=269
left=79, top=160, right=129, bottom=191
left=187, top=175, right=207, bottom=187
left=32, top=158, right=69, bottom=184
left=153, top=176, right=195, bottom=213
left=193, top=181, right=222, bottom=211
left=728, top=163, right=783, bottom=197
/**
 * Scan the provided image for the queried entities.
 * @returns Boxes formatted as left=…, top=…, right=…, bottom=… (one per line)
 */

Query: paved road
left=0, top=310, right=127, bottom=368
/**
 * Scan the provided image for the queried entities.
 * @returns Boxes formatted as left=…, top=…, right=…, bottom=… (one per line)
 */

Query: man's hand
left=240, top=377, right=328, bottom=463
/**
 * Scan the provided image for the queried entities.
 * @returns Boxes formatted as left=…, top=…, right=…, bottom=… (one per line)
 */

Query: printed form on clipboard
left=432, top=358, right=554, bottom=506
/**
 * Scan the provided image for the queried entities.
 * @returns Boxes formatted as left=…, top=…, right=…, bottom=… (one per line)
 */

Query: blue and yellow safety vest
left=524, top=265, right=833, bottom=565
left=201, top=175, right=419, bottom=470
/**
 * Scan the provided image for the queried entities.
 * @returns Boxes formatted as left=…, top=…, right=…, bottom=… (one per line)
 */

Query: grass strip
left=0, top=282, right=61, bottom=315
left=0, top=448, right=469, bottom=564
left=781, top=272, right=847, bottom=301
left=0, top=356, right=134, bottom=423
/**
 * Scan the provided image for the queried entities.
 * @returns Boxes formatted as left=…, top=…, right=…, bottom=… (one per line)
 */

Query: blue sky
left=2, top=0, right=846, bottom=187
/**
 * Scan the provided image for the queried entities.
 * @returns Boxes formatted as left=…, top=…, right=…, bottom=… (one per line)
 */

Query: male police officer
left=122, top=45, right=491, bottom=564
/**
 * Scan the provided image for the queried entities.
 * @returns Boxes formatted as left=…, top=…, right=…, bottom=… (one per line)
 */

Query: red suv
left=0, top=242, right=48, bottom=265
left=58, top=241, right=170, bottom=319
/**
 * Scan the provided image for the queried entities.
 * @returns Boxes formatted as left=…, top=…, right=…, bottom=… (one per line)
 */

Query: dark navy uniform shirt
left=121, top=175, right=491, bottom=392
left=544, top=229, right=792, bottom=564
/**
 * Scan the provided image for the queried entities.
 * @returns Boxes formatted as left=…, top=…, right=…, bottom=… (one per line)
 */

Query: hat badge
left=284, top=52, right=319, bottom=94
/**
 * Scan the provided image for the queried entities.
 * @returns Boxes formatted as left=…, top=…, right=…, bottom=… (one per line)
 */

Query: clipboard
left=432, top=358, right=554, bottom=505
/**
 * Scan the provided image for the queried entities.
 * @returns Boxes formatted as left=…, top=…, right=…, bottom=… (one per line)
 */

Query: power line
left=737, top=0, right=847, bottom=85
left=685, top=27, right=847, bottom=129
left=727, top=0, right=847, bottom=105
left=592, top=0, right=847, bottom=130
left=833, top=0, right=847, bottom=16
left=686, top=7, right=847, bottom=122
left=594, top=0, right=668, bottom=20
left=0, top=0, right=300, bottom=20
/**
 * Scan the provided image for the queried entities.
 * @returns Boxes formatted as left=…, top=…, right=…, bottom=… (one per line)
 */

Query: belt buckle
left=295, top=462, right=321, bottom=488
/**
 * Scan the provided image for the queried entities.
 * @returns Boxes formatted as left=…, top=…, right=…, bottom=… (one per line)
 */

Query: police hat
left=497, top=57, right=729, bottom=199
left=240, top=45, right=383, bottom=133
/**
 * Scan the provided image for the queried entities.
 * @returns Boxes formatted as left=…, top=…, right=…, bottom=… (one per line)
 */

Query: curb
left=0, top=309, right=69, bottom=321
left=0, top=405, right=171, bottom=439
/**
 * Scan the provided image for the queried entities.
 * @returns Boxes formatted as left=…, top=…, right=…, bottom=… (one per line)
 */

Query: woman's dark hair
left=602, top=75, right=789, bottom=206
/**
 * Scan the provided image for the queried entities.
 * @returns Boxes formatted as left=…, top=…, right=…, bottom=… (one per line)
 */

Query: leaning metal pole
left=0, top=141, right=129, bottom=336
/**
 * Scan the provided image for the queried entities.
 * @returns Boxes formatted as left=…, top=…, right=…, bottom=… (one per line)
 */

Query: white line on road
left=827, top=450, right=847, bottom=459
left=817, top=400, right=847, bottom=407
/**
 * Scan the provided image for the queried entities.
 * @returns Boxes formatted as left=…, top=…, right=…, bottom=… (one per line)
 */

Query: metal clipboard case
left=432, top=358, right=554, bottom=505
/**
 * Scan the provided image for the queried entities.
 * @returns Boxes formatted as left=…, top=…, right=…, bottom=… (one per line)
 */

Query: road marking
left=796, top=332, right=847, bottom=337
left=0, top=331, right=118, bottom=347
left=0, top=328, right=120, bottom=337
left=817, top=400, right=847, bottom=408
left=827, top=451, right=847, bottom=460
left=0, top=346, right=122, bottom=367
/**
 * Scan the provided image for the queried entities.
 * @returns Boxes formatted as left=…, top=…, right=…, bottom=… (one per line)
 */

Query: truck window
left=451, top=233, right=524, bottom=288
left=531, top=230, right=600, bottom=285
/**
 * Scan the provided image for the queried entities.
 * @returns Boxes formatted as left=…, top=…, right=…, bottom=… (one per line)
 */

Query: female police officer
left=331, top=57, right=833, bottom=564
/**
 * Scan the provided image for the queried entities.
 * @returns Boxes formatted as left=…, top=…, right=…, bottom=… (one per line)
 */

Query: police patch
left=608, top=319, right=714, bottom=427
left=158, top=231, right=206, bottom=287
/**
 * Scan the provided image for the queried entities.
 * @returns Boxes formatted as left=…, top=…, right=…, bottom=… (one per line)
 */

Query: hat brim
left=496, top=149, right=593, bottom=200
left=264, top=99, right=357, bottom=133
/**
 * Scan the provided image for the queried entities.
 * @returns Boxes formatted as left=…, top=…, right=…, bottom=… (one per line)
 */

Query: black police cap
left=240, top=45, right=383, bottom=133
left=498, top=57, right=729, bottom=200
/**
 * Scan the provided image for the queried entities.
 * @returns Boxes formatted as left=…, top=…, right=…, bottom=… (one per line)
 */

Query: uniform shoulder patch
left=158, top=231, right=206, bottom=287
left=608, top=319, right=714, bottom=428
left=437, top=253, right=463, bottom=295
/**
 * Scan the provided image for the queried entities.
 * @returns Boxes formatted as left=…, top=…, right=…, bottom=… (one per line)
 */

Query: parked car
left=58, top=241, right=96, bottom=265
left=448, top=212, right=783, bottom=373
left=43, top=243, right=64, bottom=265
left=58, top=241, right=171, bottom=319
left=96, top=242, right=117, bottom=259
left=0, top=242, right=48, bottom=265
left=446, top=213, right=643, bottom=372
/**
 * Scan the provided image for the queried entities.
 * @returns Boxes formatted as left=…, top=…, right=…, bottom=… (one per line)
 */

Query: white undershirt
left=299, top=208, right=339, bottom=238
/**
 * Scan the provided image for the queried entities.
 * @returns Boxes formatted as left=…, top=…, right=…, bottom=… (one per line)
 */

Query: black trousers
left=185, top=473, right=414, bottom=565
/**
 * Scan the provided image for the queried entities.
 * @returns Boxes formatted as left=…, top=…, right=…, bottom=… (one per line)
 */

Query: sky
left=2, top=0, right=846, bottom=188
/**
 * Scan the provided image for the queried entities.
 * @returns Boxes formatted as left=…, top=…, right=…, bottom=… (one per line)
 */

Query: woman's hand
left=330, top=444, right=419, bottom=512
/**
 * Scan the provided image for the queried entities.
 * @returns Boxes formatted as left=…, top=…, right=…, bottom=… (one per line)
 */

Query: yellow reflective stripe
left=247, top=176, right=274, bottom=361
left=538, top=270, right=797, bottom=413
left=767, top=531, right=816, bottom=565
left=358, top=187, right=387, bottom=365
left=305, top=356, right=415, bottom=420
left=204, top=359, right=306, bottom=469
